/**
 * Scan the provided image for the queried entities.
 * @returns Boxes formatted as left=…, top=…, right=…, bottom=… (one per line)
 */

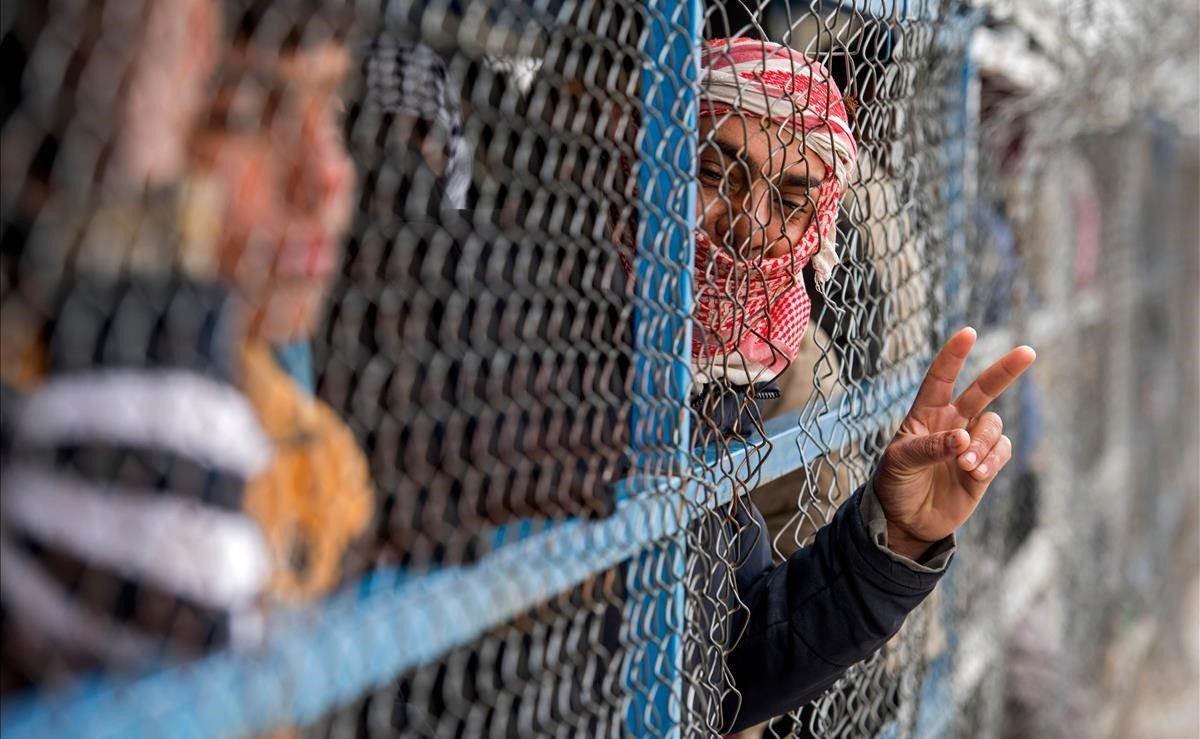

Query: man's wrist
left=856, top=484, right=956, bottom=578
left=884, top=522, right=935, bottom=561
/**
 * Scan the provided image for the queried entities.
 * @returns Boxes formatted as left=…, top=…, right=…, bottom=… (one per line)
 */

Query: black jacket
left=688, top=381, right=950, bottom=731
left=720, top=483, right=948, bottom=731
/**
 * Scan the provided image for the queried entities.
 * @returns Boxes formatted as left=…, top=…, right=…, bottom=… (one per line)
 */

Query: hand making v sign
left=873, top=327, right=1038, bottom=559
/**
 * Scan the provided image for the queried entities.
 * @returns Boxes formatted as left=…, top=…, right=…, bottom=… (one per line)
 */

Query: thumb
left=887, top=428, right=970, bottom=470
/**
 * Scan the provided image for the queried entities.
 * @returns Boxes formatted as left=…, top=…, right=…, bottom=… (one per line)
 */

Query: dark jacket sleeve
left=722, top=484, right=950, bottom=732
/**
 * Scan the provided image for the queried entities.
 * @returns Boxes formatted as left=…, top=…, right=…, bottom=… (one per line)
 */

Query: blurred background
left=0, top=0, right=1197, bottom=737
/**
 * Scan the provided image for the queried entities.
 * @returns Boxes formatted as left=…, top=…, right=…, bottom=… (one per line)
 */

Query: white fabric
left=14, top=369, right=272, bottom=476
left=693, top=351, right=787, bottom=386
left=0, top=536, right=159, bottom=665
left=3, top=466, right=272, bottom=609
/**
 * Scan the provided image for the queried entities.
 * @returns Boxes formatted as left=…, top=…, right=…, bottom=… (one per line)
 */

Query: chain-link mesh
left=1, top=0, right=1197, bottom=737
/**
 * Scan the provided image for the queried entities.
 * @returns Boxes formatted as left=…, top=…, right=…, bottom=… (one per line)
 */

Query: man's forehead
left=703, top=117, right=826, bottom=177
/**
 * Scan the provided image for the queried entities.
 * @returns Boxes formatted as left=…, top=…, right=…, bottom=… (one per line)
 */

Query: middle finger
left=953, top=345, right=1036, bottom=420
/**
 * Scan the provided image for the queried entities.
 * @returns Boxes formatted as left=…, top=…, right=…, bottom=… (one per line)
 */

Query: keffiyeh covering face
left=694, top=38, right=858, bottom=385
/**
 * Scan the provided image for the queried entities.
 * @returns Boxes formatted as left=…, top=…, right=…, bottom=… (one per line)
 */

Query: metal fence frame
left=8, top=1, right=1183, bottom=737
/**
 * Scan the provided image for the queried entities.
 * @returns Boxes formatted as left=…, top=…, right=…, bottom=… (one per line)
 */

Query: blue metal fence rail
left=0, top=372, right=930, bottom=738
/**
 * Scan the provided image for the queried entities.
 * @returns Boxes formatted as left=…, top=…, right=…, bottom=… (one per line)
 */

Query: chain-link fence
left=1, top=0, right=1196, bottom=737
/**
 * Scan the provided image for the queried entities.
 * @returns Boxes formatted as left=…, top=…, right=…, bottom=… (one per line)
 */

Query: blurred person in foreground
left=187, top=0, right=372, bottom=602
left=0, top=0, right=276, bottom=693
left=678, top=38, right=1037, bottom=731
left=0, top=0, right=372, bottom=694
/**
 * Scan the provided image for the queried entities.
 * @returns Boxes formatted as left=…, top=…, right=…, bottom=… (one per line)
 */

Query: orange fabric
left=0, top=313, right=48, bottom=390
left=240, top=341, right=373, bottom=602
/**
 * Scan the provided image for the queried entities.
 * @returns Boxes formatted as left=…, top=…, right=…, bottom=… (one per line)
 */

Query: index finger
left=910, top=327, right=977, bottom=410
left=953, top=345, right=1037, bottom=420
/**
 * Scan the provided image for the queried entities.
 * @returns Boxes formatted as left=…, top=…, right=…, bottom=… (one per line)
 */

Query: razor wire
left=1, top=0, right=1197, bottom=738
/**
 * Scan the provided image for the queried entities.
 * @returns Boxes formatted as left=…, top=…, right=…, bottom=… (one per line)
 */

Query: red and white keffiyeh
left=694, top=38, right=858, bottom=385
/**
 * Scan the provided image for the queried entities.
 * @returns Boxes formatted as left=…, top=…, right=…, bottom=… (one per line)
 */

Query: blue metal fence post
left=623, top=0, right=699, bottom=735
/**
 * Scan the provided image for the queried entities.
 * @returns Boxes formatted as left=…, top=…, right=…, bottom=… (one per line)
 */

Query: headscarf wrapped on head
left=364, top=35, right=471, bottom=209
left=694, top=37, right=858, bottom=385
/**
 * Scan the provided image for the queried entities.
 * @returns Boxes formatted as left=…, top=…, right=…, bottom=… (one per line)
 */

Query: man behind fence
left=686, top=38, right=1037, bottom=731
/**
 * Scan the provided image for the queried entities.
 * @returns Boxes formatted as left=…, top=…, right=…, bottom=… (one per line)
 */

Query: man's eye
left=782, top=199, right=809, bottom=213
left=698, top=167, right=724, bottom=183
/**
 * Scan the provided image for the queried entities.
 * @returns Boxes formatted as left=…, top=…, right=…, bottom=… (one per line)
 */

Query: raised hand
left=873, top=327, right=1037, bottom=559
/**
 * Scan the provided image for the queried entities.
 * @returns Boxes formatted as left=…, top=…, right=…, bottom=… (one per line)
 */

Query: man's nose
left=729, top=184, right=778, bottom=256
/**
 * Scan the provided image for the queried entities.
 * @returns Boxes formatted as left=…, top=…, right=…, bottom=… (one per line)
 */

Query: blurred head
left=1, top=0, right=220, bottom=197
left=189, top=5, right=355, bottom=344
left=118, top=0, right=222, bottom=185
left=692, top=38, right=858, bottom=382
left=0, top=0, right=221, bottom=375
left=363, top=36, right=470, bottom=210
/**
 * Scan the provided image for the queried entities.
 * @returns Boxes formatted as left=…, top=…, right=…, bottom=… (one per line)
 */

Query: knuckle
left=986, top=443, right=1012, bottom=471
left=978, top=376, right=999, bottom=396
left=974, top=412, right=1002, bottom=437
left=932, top=433, right=953, bottom=455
